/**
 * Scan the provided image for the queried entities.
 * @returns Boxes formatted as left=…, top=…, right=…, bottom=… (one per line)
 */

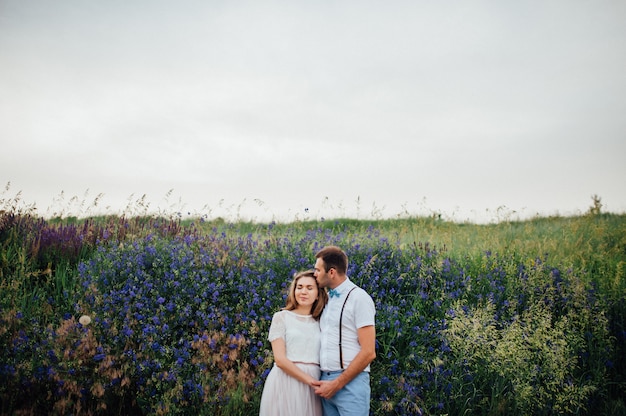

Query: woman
left=259, top=269, right=328, bottom=416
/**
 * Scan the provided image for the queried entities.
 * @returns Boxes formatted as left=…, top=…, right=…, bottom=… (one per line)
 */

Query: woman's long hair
left=284, top=269, right=328, bottom=320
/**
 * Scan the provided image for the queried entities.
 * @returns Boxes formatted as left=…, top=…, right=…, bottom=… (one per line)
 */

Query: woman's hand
left=312, top=379, right=340, bottom=399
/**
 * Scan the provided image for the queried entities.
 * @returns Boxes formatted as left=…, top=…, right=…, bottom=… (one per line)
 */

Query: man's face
left=314, top=258, right=330, bottom=288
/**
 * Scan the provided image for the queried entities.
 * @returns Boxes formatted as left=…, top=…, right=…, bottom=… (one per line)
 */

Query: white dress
left=259, top=310, right=323, bottom=416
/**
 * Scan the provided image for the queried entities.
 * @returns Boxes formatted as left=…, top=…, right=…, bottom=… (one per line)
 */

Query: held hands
left=312, top=379, right=340, bottom=399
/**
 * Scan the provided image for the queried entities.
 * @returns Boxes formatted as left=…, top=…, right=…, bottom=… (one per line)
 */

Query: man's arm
left=313, top=325, right=376, bottom=399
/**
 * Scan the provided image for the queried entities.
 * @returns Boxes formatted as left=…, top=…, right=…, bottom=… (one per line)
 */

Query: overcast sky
left=1, top=0, right=625, bottom=223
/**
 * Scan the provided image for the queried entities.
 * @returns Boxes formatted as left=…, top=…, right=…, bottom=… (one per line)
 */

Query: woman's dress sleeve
left=267, top=311, right=286, bottom=342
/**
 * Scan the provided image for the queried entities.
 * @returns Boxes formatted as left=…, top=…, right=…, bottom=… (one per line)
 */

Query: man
left=312, top=246, right=376, bottom=416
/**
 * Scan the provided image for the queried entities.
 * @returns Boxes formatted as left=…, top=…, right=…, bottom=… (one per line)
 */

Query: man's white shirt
left=319, top=278, right=376, bottom=372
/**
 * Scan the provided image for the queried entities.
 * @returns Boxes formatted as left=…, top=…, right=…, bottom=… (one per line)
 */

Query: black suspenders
left=339, top=287, right=357, bottom=370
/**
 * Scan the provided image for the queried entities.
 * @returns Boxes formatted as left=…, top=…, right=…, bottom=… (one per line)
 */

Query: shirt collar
left=332, top=278, right=354, bottom=296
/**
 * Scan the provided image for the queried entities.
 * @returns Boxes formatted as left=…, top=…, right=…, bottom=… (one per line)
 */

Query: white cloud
left=1, top=0, right=625, bottom=222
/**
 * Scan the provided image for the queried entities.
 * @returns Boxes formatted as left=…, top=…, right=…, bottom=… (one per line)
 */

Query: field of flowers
left=1, top=206, right=625, bottom=415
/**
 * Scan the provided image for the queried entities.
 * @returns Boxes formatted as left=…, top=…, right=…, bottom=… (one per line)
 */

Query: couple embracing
left=259, top=246, right=376, bottom=416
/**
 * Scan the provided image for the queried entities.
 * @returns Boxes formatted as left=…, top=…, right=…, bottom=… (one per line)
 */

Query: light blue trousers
left=320, top=370, right=370, bottom=416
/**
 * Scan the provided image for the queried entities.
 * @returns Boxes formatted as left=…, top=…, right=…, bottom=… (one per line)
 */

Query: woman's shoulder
left=272, top=309, right=288, bottom=319
left=272, top=309, right=303, bottom=319
left=274, top=309, right=316, bottom=323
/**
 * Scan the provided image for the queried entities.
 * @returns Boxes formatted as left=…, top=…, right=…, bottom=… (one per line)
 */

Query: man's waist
left=320, top=369, right=370, bottom=376
left=320, top=369, right=344, bottom=376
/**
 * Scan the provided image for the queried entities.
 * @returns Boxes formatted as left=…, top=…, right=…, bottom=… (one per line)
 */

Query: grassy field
left=1, top=201, right=625, bottom=415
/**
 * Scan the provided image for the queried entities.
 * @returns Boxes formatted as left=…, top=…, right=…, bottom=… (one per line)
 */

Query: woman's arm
left=271, top=338, right=318, bottom=386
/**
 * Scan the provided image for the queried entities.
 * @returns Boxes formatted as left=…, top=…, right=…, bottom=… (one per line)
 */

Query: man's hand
left=313, top=326, right=376, bottom=400
left=312, top=379, right=341, bottom=399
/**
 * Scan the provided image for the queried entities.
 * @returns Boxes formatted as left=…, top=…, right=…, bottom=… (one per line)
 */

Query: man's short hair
left=315, top=246, right=348, bottom=274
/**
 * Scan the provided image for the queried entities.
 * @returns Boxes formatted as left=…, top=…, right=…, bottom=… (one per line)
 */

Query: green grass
left=186, top=212, right=625, bottom=279
left=1, top=202, right=625, bottom=415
